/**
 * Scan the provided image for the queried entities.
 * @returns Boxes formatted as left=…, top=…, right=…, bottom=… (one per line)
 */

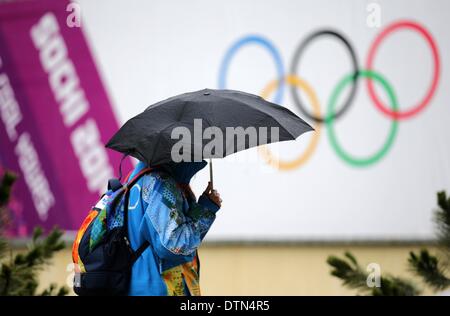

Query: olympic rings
left=218, top=35, right=285, bottom=104
left=366, top=20, right=440, bottom=120
left=326, top=70, right=399, bottom=167
left=218, top=19, right=440, bottom=169
left=258, top=75, right=322, bottom=170
left=290, top=30, right=359, bottom=123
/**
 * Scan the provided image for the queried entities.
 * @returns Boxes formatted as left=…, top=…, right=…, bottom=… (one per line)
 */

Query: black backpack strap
left=123, top=167, right=153, bottom=229
left=131, top=240, right=150, bottom=265
left=123, top=167, right=154, bottom=266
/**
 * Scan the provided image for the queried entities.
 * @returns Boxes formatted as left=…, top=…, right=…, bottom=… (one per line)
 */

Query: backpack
left=72, top=167, right=152, bottom=296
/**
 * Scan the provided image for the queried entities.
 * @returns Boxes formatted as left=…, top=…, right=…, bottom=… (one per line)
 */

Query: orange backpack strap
left=125, top=167, right=153, bottom=190
left=123, top=170, right=133, bottom=183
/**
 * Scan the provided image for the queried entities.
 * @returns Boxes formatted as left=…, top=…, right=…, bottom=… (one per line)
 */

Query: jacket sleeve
left=140, top=175, right=219, bottom=260
left=187, top=194, right=220, bottom=240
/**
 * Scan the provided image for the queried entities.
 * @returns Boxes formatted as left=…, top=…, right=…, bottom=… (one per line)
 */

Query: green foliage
left=327, top=252, right=367, bottom=290
left=327, top=252, right=420, bottom=296
left=434, top=191, right=450, bottom=256
left=408, top=249, right=450, bottom=291
left=408, top=191, right=450, bottom=291
left=371, top=276, right=419, bottom=296
left=328, top=191, right=450, bottom=296
left=0, top=171, right=17, bottom=207
left=0, top=170, right=68, bottom=296
left=0, top=171, right=17, bottom=230
left=0, top=227, right=69, bottom=296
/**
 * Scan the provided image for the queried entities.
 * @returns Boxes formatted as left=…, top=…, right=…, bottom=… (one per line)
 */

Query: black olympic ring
left=290, top=29, right=360, bottom=123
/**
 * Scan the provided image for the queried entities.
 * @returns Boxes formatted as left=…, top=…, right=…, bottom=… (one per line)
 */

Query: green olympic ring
left=325, top=70, right=399, bottom=167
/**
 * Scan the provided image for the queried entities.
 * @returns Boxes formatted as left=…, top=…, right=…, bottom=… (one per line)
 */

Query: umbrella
left=106, top=88, right=313, bottom=184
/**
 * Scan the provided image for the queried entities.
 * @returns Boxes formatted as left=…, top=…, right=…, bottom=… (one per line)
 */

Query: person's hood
left=161, top=160, right=207, bottom=184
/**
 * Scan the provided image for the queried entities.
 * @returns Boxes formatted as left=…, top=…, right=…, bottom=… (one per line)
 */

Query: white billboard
left=78, top=0, right=450, bottom=241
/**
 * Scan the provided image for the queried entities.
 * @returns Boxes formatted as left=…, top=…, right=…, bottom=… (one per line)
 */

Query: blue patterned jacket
left=127, top=161, right=219, bottom=295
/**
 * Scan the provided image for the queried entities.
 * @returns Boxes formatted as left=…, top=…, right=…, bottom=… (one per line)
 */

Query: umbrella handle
left=209, top=158, right=213, bottom=190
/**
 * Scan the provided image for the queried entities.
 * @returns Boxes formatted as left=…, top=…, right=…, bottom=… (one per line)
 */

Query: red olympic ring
left=366, top=20, right=440, bottom=120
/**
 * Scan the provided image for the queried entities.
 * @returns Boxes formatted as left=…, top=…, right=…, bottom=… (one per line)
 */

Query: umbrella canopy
left=106, top=88, right=313, bottom=165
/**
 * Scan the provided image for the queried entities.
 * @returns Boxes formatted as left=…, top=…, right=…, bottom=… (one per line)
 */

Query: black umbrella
left=106, top=88, right=313, bottom=183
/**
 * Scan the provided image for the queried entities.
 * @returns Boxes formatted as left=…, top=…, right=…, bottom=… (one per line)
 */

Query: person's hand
left=203, top=182, right=222, bottom=207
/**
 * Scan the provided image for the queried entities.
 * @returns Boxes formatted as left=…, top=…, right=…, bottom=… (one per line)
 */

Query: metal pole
left=209, top=158, right=213, bottom=190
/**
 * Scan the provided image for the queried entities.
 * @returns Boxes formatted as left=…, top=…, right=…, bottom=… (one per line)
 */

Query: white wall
left=77, top=0, right=450, bottom=241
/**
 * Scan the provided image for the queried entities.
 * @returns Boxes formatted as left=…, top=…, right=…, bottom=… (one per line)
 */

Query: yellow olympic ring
left=258, top=75, right=321, bottom=171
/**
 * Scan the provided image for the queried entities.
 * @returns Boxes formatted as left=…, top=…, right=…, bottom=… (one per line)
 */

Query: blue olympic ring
left=218, top=35, right=285, bottom=104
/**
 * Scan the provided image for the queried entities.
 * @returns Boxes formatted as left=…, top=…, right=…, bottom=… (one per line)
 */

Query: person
left=125, top=159, right=222, bottom=296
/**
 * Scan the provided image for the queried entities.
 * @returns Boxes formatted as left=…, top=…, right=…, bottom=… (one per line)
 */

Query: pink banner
left=0, top=0, right=132, bottom=236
